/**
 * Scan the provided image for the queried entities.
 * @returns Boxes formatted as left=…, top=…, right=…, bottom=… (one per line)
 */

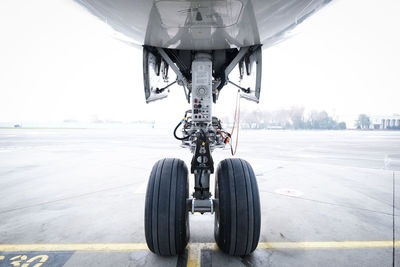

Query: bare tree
left=355, top=114, right=370, bottom=129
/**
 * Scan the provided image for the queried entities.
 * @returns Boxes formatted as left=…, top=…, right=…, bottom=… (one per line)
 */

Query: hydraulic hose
left=173, top=119, right=191, bottom=140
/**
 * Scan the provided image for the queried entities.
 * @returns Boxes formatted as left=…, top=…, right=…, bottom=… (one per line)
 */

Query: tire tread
left=215, top=158, right=261, bottom=256
left=145, top=158, right=188, bottom=256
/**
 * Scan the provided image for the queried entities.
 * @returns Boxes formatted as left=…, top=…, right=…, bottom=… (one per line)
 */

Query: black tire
left=214, top=158, right=261, bottom=256
left=145, top=158, right=189, bottom=256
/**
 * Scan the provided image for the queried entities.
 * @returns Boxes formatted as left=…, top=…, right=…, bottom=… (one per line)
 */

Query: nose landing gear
left=143, top=48, right=261, bottom=257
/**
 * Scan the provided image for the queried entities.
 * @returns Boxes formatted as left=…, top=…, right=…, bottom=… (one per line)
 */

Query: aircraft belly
left=74, top=0, right=331, bottom=50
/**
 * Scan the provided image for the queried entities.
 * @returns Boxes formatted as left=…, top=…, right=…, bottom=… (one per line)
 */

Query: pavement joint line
left=0, top=241, right=398, bottom=252
left=0, top=183, right=140, bottom=214
left=261, top=190, right=397, bottom=216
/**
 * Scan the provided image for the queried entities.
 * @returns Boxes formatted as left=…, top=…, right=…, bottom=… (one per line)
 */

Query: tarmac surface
left=0, top=128, right=399, bottom=266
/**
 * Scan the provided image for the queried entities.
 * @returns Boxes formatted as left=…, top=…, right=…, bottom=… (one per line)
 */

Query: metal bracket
left=224, top=45, right=262, bottom=103
left=224, top=46, right=250, bottom=79
left=187, top=198, right=215, bottom=214
left=191, top=131, right=214, bottom=174
left=156, top=47, right=190, bottom=103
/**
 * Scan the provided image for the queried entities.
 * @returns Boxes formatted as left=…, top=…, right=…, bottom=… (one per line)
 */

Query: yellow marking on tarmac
left=134, top=181, right=147, bottom=194
left=185, top=241, right=400, bottom=267
left=187, top=243, right=217, bottom=267
left=0, top=241, right=399, bottom=267
left=0, top=255, right=4, bottom=260
left=8, top=254, right=49, bottom=267
left=257, top=240, right=400, bottom=250
left=0, top=243, right=148, bottom=252
left=0, top=241, right=398, bottom=253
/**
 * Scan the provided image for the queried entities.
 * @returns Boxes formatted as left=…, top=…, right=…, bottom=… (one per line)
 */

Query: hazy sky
left=0, top=0, right=399, bottom=125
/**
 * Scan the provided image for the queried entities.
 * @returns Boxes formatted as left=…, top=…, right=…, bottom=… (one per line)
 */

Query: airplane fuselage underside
left=75, top=0, right=332, bottom=50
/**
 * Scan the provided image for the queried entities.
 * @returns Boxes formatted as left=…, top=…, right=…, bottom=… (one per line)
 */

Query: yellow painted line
left=1, top=241, right=399, bottom=267
left=186, top=241, right=400, bottom=267
left=187, top=243, right=217, bottom=267
left=134, top=181, right=147, bottom=194
left=0, top=243, right=148, bottom=252
left=257, top=240, right=400, bottom=250
left=0, top=241, right=398, bottom=253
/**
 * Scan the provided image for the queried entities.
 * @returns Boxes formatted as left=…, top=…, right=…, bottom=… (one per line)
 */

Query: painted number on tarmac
left=0, top=255, right=48, bottom=267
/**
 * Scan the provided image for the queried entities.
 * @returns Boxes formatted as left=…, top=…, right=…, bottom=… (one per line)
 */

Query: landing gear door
left=239, top=46, right=262, bottom=103
left=143, top=47, right=171, bottom=103
left=227, top=46, right=262, bottom=103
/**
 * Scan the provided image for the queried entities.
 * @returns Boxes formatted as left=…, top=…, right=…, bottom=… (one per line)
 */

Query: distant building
left=370, top=115, right=400, bottom=129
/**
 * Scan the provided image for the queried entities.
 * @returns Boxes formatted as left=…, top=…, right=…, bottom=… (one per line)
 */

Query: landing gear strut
left=144, top=47, right=262, bottom=256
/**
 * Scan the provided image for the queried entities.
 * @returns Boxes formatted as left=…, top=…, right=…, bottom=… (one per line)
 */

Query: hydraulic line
left=173, top=110, right=194, bottom=141
left=174, top=117, right=190, bottom=141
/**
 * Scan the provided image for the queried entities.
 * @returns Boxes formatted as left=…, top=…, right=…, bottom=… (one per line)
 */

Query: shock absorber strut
left=190, top=53, right=214, bottom=201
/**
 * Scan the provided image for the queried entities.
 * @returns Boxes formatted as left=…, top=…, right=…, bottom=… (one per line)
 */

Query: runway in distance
left=74, top=0, right=333, bottom=257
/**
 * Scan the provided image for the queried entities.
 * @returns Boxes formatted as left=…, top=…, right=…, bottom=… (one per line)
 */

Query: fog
left=0, top=0, right=399, bottom=127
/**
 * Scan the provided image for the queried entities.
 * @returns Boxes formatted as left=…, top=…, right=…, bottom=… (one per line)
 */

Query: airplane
left=74, top=0, right=333, bottom=257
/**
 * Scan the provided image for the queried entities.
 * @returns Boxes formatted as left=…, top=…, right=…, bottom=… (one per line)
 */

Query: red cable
left=216, top=129, right=225, bottom=139
left=230, top=91, right=241, bottom=156
left=199, top=112, right=210, bottom=122
left=230, top=92, right=239, bottom=134
left=232, top=93, right=241, bottom=156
